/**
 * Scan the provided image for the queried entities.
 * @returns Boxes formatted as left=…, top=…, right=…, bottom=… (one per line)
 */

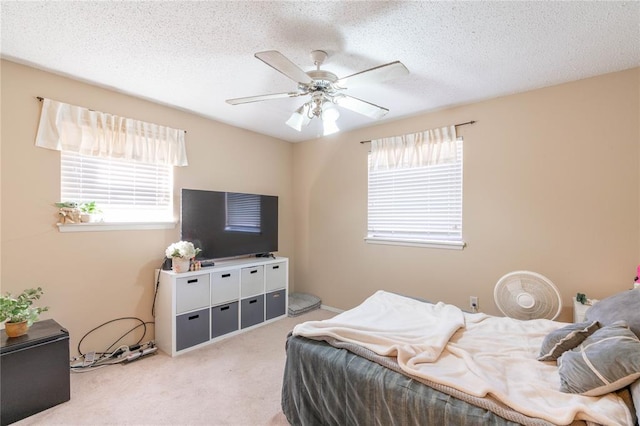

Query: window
left=367, top=138, right=464, bottom=249
left=225, top=192, right=261, bottom=233
left=35, top=98, right=187, bottom=229
left=61, top=151, right=173, bottom=223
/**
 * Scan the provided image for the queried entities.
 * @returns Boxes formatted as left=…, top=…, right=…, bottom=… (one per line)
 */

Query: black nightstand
left=1, top=319, right=70, bottom=425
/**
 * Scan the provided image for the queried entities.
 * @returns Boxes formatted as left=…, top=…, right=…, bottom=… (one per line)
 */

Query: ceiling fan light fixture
left=286, top=104, right=312, bottom=131
left=322, top=118, right=339, bottom=136
left=285, top=107, right=305, bottom=131
left=321, top=101, right=340, bottom=122
left=301, top=104, right=312, bottom=126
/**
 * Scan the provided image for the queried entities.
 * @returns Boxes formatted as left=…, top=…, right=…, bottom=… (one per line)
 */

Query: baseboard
left=320, top=304, right=344, bottom=314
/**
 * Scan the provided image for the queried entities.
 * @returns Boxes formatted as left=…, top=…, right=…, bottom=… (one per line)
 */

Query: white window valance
left=35, top=98, right=188, bottom=166
left=370, top=125, right=457, bottom=171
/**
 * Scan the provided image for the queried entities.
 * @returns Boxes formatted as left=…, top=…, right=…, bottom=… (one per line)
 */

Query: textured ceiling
left=1, top=1, right=639, bottom=143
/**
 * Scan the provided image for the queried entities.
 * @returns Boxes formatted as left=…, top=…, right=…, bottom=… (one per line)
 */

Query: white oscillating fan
left=494, top=271, right=562, bottom=320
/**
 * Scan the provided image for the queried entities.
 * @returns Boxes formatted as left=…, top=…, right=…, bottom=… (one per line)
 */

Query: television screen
left=180, top=189, right=278, bottom=260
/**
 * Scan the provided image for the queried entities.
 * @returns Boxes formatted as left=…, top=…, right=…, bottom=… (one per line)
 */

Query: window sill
left=57, top=222, right=176, bottom=232
left=364, top=237, right=466, bottom=250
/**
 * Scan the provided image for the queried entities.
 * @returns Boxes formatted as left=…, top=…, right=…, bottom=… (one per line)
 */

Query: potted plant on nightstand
left=0, top=287, right=49, bottom=337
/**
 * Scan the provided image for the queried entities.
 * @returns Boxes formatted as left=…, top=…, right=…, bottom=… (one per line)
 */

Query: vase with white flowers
left=165, top=241, right=201, bottom=273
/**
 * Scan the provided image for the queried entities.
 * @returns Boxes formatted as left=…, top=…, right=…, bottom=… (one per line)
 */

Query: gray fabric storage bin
left=211, top=301, right=239, bottom=338
left=241, top=295, right=265, bottom=329
left=266, top=289, right=286, bottom=320
left=176, top=308, right=210, bottom=351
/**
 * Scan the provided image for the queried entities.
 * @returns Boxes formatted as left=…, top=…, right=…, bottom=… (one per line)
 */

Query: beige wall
left=2, top=59, right=638, bottom=354
left=0, top=60, right=294, bottom=355
left=293, top=68, right=640, bottom=321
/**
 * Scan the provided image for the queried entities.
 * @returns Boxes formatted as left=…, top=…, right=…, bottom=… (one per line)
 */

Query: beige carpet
left=15, top=308, right=335, bottom=425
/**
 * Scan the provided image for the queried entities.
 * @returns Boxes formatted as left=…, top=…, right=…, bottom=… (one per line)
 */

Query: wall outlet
left=470, top=296, right=479, bottom=311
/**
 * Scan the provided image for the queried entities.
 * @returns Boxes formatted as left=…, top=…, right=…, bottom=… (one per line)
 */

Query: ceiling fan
left=226, top=50, right=409, bottom=135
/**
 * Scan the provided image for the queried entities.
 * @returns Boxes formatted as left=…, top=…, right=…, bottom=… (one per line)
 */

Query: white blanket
left=293, top=290, right=633, bottom=426
left=293, top=290, right=465, bottom=363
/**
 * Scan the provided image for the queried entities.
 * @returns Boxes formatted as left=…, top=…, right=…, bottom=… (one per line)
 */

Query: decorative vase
left=5, top=320, right=29, bottom=338
left=172, top=257, right=191, bottom=273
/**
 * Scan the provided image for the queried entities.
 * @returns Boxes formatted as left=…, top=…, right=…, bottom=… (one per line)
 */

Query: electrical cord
left=152, top=259, right=165, bottom=318
left=76, top=317, right=152, bottom=357
left=103, top=321, right=154, bottom=355
left=72, top=262, right=164, bottom=371
left=70, top=344, right=126, bottom=372
left=71, top=342, right=157, bottom=372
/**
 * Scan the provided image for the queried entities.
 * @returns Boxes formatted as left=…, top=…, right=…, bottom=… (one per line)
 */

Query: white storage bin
left=176, top=274, right=210, bottom=314
left=211, top=270, right=240, bottom=305
left=241, top=265, right=264, bottom=298
left=266, top=262, right=287, bottom=291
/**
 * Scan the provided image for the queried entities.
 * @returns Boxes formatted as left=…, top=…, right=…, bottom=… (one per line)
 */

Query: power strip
left=124, top=346, right=157, bottom=362
left=83, top=351, right=96, bottom=366
left=71, top=342, right=156, bottom=370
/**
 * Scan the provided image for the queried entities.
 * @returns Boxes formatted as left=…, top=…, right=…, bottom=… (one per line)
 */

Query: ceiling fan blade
left=335, top=95, right=389, bottom=119
left=255, top=50, right=314, bottom=85
left=335, top=61, right=409, bottom=89
left=226, top=91, right=302, bottom=105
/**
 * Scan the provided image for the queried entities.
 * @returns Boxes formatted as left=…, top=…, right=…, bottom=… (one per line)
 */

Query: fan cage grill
left=494, top=271, right=562, bottom=320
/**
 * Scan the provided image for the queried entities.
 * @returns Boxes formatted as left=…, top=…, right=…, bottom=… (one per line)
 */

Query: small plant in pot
left=0, top=287, right=49, bottom=338
left=79, top=201, right=103, bottom=223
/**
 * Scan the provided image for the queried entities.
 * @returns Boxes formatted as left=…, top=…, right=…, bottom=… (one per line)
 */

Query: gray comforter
left=282, top=334, right=532, bottom=426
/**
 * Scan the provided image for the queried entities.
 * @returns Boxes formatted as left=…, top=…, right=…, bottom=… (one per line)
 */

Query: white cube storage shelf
left=156, top=257, right=288, bottom=356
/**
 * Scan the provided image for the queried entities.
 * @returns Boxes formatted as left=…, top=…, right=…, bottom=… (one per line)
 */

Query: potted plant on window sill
left=79, top=201, right=103, bottom=223
left=0, top=287, right=49, bottom=338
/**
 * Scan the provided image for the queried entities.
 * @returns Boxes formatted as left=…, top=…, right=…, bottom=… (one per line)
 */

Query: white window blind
left=61, top=151, right=173, bottom=223
left=225, top=192, right=261, bottom=233
left=367, top=139, right=463, bottom=247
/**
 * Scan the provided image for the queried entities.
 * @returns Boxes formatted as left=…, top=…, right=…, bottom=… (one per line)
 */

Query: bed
left=282, top=290, right=640, bottom=426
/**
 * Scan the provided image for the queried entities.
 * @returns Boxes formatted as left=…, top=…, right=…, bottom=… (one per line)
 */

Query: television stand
left=200, top=259, right=216, bottom=267
left=155, top=256, right=288, bottom=356
left=255, top=253, right=274, bottom=258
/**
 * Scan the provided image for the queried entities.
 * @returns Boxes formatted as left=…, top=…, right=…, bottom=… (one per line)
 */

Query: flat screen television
left=180, top=188, right=278, bottom=260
